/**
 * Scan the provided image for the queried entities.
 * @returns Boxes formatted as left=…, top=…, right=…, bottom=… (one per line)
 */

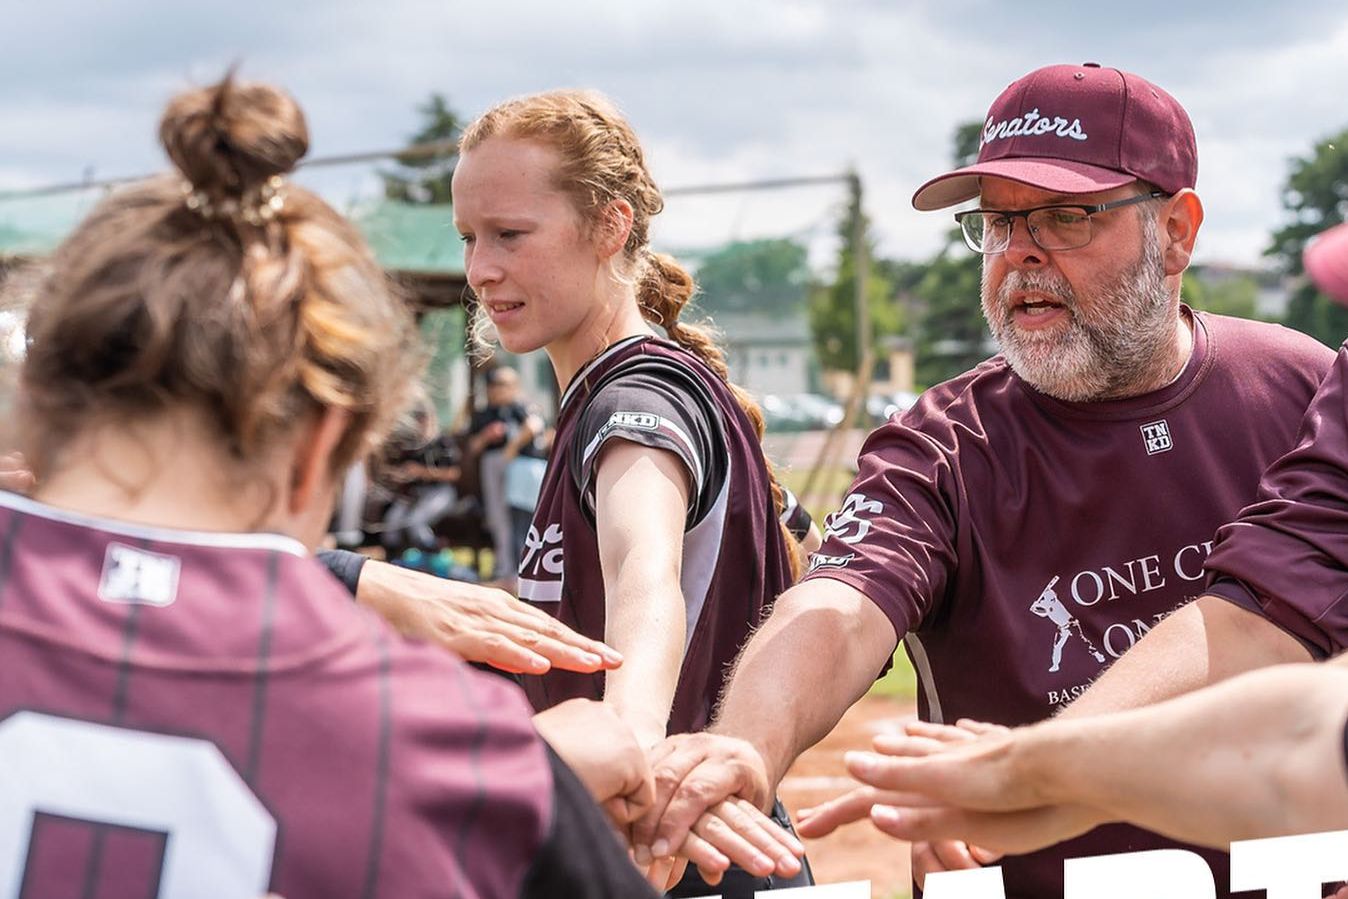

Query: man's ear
left=289, top=406, right=352, bottom=516
left=1160, top=189, right=1204, bottom=277
left=595, top=199, right=635, bottom=261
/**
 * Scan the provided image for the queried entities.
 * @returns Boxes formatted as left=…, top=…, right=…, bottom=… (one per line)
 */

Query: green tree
left=910, top=120, right=990, bottom=387
left=807, top=192, right=898, bottom=372
left=951, top=121, right=983, bottom=169
left=380, top=93, right=463, bottom=205
left=1181, top=270, right=1262, bottom=321
left=1266, top=128, right=1348, bottom=346
left=693, top=238, right=810, bottom=317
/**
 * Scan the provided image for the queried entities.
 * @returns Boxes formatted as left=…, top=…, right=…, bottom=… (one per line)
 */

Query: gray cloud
left=2, top=0, right=1346, bottom=269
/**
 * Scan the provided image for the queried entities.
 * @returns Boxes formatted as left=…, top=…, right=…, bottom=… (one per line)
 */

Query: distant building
left=711, top=311, right=814, bottom=396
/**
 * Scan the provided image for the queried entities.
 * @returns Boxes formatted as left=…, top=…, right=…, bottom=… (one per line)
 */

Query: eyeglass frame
left=953, top=190, right=1169, bottom=255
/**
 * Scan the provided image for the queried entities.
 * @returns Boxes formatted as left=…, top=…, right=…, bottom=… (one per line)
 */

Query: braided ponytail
left=638, top=250, right=805, bottom=579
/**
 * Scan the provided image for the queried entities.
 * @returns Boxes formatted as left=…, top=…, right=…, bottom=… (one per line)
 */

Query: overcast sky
left=3, top=0, right=1345, bottom=270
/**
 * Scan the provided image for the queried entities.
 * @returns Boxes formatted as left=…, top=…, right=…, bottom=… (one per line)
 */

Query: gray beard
left=981, top=229, right=1176, bottom=403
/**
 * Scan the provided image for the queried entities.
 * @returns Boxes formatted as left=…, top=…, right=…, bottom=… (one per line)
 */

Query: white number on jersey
left=0, top=711, right=276, bottom=897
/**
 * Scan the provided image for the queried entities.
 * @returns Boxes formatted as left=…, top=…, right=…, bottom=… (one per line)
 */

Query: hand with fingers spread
left=797, top=718, right=1011, bottom=833
left=809, top=716, right=1104, bottom=858
left=353, top=559, right=623, bottom=674
left=0, top=452, right=35, bottom=495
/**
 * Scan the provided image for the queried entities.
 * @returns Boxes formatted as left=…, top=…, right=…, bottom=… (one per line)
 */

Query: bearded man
left=634, top=63, right=1334, bottom=899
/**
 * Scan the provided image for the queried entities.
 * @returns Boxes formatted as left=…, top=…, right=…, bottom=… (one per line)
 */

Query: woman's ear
left=288, top=406, right=352, bottom=516
left=596, top=199, right=635, bottom=260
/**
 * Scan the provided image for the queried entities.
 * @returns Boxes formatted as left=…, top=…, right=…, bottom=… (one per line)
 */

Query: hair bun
left=159, top=75, right=309, bottom=198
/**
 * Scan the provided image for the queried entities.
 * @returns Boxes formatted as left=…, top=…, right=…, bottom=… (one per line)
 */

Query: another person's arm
left=1062, top=345, right=1348, bottom=718
left=1058, top=593, right=1311, bottom=719
left=633, top=417, right=956, bottom=861
left=836, top=659, right=1348, bottom=852
left=321, top=551, right=623, bottom=675
left=632, top=579, right=895, bottom=863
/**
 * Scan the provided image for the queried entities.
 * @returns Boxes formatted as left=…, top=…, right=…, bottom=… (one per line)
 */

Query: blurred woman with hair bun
left=0, top=74, right=664, bottom=898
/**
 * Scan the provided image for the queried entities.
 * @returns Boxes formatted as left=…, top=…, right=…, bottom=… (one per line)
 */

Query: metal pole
left=799, top=170, right=872, bottom=507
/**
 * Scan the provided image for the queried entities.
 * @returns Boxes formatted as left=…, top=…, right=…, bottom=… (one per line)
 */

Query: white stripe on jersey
left=580, top=414, right=706, bottom=497
left=517, top=576, right=563, bottom=603
left=904, top=633, right=945, bottom=724
left=0, top=492, right=308, bottom=556
left=679, top=468, right=731, bottom=652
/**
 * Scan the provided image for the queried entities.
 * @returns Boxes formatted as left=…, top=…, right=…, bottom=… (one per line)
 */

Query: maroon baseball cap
left=1305, top=222, right=1348, bottom=305
left=912, top=63, right=1198, bottom=211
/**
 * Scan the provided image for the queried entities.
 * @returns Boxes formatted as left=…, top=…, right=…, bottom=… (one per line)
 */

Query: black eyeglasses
left=954, top=191, right=1168, bottom=254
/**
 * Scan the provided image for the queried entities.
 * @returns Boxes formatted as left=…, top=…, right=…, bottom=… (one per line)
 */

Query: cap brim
left=912, top=158, right=1138, bottom=211
left=1305, top=222, right=1348, bottom=305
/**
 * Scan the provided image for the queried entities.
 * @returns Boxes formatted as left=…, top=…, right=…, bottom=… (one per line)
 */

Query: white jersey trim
left=0, top=491, right=309, bottom=557
left=518, top=576, right=563, bottom=603
left=679, top=469, right=731, bottom=652
left=558, top=335, right=650, bottom=412
left=904, top=632, right=945, bottom=725
left=580, top=414, right=706, bottom=498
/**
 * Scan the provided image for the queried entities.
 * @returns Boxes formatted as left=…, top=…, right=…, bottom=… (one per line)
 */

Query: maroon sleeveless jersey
left=517, top=336, right=794, bottom=734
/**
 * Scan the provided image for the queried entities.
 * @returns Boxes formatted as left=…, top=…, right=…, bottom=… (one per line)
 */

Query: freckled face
left=451, top=137, right=603, bottom=355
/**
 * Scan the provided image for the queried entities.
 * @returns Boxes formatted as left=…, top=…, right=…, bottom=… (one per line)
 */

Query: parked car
left=761, top=392, right=845, bottom=432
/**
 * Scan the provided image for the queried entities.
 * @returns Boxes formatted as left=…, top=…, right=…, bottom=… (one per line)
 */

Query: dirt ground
left=777, top=694, right=918, bottom=899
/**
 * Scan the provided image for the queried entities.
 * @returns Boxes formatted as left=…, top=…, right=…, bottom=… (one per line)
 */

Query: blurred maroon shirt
left=1206, top=341, right=1348, bottom=654
left=0, top=491, right=552, bottom=898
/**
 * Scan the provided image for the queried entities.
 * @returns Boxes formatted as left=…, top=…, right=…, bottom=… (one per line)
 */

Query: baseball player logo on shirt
left=823, top=493, right=883, bottom=545
left=1030, top=576, right=1106, bottom=673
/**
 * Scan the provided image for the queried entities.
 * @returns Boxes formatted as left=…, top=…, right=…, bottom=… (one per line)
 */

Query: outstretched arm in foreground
left=1059, top=593, right=1312, bottom=719
left=354, top=558, right=623, bottom=674
left=830, top=659, right=1348, bottom=853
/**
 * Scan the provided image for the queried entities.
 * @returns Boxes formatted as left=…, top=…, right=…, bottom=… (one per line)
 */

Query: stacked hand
left=627, top=732, right=807, bottom=889
left=797, top=719, right=1101, bottom=889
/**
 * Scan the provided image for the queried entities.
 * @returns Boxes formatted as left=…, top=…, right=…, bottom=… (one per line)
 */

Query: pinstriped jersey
left=517, top=336, right=794, bottom=735
left=0, top=491, right=552, bottom=898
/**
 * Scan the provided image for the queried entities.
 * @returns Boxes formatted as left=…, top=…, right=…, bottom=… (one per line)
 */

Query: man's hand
left=626, top=731, right=805, bottom=880
left=0, top=452, right=34, bottom=494
left=354, top=560, right=622, bottom=674
left=532, top=699, right=654, bottom=822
